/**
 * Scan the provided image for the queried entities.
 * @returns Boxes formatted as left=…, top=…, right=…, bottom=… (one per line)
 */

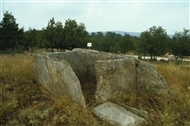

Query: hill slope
left=89, top=31, right=173, bottom=37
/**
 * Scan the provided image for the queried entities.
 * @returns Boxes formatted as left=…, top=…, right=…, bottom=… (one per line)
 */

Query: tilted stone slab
left=95, top=58, right=137, bottom=102
left=93, top=102, right=145, bottom=126
left=33, top=54, right=86, bottom=108
left=136, top=61, right=171, bottom=95
left=116, top=102, right=149, bottom=119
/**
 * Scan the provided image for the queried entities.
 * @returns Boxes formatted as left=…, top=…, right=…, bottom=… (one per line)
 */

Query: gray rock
left=46, top=49, right=123, bottom=84
left=32, top=48, right=171, bottom=108
left=95, top=58, right=137, bottom=102
left=93, top=102, right=145, bottom=126
left=32, top=54, right=86, bottom=108
left=136, top=61, right=171, bottom=95
left=94, top=55, right=171, bottom=102
left=116, top=102, right=149, bottom=119
left=168, top=55, right=176, bottom=61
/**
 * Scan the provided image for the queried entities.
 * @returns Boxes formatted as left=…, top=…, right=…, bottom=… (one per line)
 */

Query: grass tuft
left=0, top=54, right=190, bottom=125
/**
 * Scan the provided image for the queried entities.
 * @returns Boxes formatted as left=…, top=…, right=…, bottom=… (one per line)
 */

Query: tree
left=54, top=21, right=64, bottom=51
left=0, top=11, right=24, bottom=55
left=75, top=23, right=88, bottom=48
left=120, top=33, right=134, bottom=53
left=149, top=26, right=168, bottom=58
left=91, top=32, right=104, bottom=51
left=63, top=19, right=88, bottom=49
left=139, top=26, right=168, bottom=60
left=41, top=18, right=87, bottom=51
left=139, top=31, right=152, bottom=59
left=43, top=17, right=56, bottom=52
left=91, top=32, right=136, bottom=53
left=131, top=36, right=140, bottom=54
left=171, top=29, right=190, bottom=60
left=24, top=28, right=38, bottom=51
left=43, top=17, right=64, bottom=52
left=105, top=32, right=119, bottom=52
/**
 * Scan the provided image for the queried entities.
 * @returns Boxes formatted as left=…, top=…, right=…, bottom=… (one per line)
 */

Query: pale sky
left=0, top=0, right=189, bottom=34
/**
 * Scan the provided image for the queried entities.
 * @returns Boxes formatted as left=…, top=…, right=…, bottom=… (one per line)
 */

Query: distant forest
left=0, top=11, right=190, bottom=60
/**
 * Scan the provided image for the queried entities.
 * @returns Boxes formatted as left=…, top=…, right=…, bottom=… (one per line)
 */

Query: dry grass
left=153, top=62, right=190, bottom=126
left=0, top=53, right=190, bottom=126
left=0, top=53, right=109, bottom=126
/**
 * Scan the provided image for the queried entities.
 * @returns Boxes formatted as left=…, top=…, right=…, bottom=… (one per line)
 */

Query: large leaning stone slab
left=33, top=54, right=86, bottom=108
left=136, top=61, right=171, bottom=96
left=93, top=102, right=145, bottom=126
left=47, top=49, right=127, bottom=84
left=47, top=51, right=89, bottom=81
left=95, top=58, right=137, bottom=102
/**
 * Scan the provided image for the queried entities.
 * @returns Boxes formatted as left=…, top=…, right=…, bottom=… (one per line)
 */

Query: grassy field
left=0, top=53, right=190, bottom=126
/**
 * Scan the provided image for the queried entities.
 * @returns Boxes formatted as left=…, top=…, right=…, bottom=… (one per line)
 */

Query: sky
left=0, top=0, right=189, bottom=34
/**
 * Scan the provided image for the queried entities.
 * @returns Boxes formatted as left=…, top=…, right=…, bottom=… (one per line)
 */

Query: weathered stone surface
left=46, top=49, right=124, bottom=84
left=136, top=61, right=171, bottom=95
left=33, top=54, right=86, bottom=108
left=116, top=102, right=149, bottom=119
left=33, top=48, right=171, bottom=107
left=93, top=102, right=145, bottom=126
left=95, top=58, right=137, bottom=102
left=168, top=55, right=176, bottom=61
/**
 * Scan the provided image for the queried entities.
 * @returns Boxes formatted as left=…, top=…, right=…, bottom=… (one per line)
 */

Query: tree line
left=0, top=11, right=90, bottom=55
left=0, top=11, right=190, bottom=60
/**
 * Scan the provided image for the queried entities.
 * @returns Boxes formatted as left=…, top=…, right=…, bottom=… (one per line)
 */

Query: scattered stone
left=116, top=102, right=149, bottom=119
left=168, top=55, right=176, bottom=61
left=93, top=102, right=145, bottom=126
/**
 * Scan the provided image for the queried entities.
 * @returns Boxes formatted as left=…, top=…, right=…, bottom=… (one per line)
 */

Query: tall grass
left=0, top=54, right=109, bottom=125
left=154, top=63, right=190, bottom=126
left=0, top=54, right=189, bottom=125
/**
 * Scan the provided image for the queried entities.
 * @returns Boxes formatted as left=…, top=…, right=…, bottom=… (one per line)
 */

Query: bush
left=138, top=55, right=142, bottom=60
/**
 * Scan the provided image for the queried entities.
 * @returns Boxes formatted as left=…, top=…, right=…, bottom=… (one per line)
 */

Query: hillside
left=0, top=53, right=190, bottom=125
left=89, top=31, right=174, bottom=38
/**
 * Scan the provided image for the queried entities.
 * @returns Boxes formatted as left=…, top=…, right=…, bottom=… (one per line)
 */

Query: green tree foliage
left=149, top=26, right=168, bottom=57
left=105, top=32, right=121, bottom=52
left=1, top=11, right=190, bottom=57
left=109, top=34, right=121, bottom=53
left=131, top=36, right=140, bottom=54
left=138, top=31, right=152, bottom=58
left=138, top=26, right=168, bottom=59
left=63, top=19, right=88, bottom=49
left=91, top=32, right=135, bottom=54
left=0, top=11, right=24, bottom=55
left=43, top=17, right=64, bottom=52
left=54, top=21, right=64, bottom=51
left=171, top=29, right=190, bottom=60
left=120, top=33, right=134, bottom=53
left=39, top=18, right=88, bottom=51
left=23, top=28, right=38, bottom=51
left=91, top=32, right=104, bottom=51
